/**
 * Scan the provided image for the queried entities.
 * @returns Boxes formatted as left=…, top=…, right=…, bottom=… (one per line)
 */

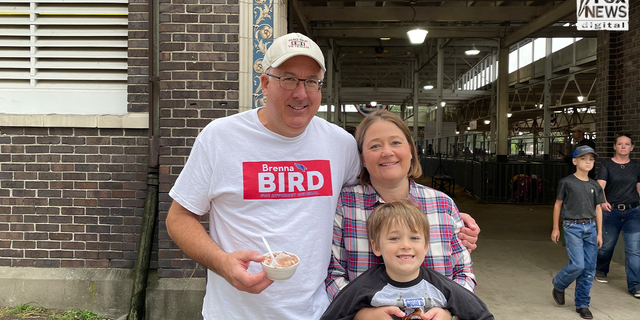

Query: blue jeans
left=553, top=220, right=597, bottom=309
left=596, top=206, right=640, bottom=294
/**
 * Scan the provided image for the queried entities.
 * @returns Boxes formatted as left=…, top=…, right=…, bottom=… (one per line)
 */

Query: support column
left=333, top=70, right=340, bottom=125
left=490, top=48, right=498, bottom=153
left=413, top=70, right=419, bottom=142
left=326, top=44, right=333, bottom=122
left=496, top=40, right=509, bottom=162
left=543, top=38, right=552, bottom=159
left=436, top=39, right=444, bottom=153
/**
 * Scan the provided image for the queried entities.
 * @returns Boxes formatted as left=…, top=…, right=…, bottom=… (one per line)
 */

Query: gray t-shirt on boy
left=557, top=175, right=605, bottom=220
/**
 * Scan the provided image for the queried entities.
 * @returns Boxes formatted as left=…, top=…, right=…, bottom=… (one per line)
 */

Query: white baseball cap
left=261, top=33, right=326, bottom=73
left=571, top=124, right=589, bottom=132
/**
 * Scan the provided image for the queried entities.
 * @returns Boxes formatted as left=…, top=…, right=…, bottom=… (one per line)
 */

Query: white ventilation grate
left=0, top=0, right=129, bottom=114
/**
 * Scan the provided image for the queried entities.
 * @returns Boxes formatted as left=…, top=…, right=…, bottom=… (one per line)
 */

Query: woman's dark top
left=596, top=159, right=640, bottom=204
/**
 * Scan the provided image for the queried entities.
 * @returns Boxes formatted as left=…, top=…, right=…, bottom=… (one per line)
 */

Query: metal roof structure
left=287, top=0, right=598, bottom=131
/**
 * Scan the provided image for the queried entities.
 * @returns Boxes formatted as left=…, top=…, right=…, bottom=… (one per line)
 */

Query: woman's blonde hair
left=366, top=200, right=430, bottom=248
left=354, top=109, right=422, bottom=184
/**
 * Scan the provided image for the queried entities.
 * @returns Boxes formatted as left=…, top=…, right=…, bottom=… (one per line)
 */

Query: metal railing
left=418, top=133, right=572, bottom=204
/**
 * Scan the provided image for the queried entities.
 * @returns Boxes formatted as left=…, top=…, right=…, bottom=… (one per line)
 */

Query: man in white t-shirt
left=165, top=33, right=480, bottom=320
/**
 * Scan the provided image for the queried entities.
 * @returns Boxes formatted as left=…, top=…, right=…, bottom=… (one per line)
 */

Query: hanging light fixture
left=408, top=29, right=428, bottom=44
left=423, top=83, right=434, bottom=90
left=407, top=2, right=428, bottom=45
left=577, top=96, right=584, bottom=102
left=370, top=101, right=377, bottom=107
left=465, top=43, right=480, bottom=56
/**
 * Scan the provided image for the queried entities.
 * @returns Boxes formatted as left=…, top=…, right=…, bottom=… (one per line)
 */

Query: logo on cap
left=573, top=145, right=598, bottom=158
left=289, top=38, right=310, bottom=50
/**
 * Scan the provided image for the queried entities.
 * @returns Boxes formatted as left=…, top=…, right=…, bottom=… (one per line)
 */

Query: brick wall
left=0, top=0, right=241, bottom=279
left=155, top=0, right=241, bottom=278
left=129, top=0, right=151, bottom=113
left=0, top=128, right=148, bottom=268
left=595, top=1, right=640, bottom=159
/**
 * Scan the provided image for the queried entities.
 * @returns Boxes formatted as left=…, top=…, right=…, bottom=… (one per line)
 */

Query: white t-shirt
left=169, top=108, right=360, bottom=320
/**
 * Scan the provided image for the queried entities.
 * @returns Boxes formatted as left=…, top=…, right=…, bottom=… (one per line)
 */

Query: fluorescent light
left=507, top=113, right=512, bottom=118
left=370, top=101, right=377, bottom=106
left=563, top=22, right=571, bottom=27
left=577, top=96, right=584, bottom=102
left=423, top=84, right=434, bottom=90
left=407, top=29, right=428, bottom=44
left=380, top=37, right=391, bottom=41
left=465, top=43, right=480, bottom=56
left=455, top=131, right=460, bottom=135
left=484, top=120, right=490, bottom=124
left=440, top=101, right=446, bottom=107
left=518, top=131, right=523, bottom=135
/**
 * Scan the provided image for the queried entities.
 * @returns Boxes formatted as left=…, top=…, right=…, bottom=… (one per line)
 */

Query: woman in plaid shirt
left=325, top=110, right=475, bottom=320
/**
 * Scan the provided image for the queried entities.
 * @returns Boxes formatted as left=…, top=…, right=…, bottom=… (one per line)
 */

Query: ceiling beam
left=315, top=27, right=510, bottom=39
left=503, top=0, right=576, bottom=48
left=304, top=6, right=554, bottom=22
left=289, top=0, right=311, bottom=37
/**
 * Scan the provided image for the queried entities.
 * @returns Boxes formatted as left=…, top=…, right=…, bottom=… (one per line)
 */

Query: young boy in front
left=320, top=201, right=493, bottom=320
left=551, top=145, right=604, bottom=319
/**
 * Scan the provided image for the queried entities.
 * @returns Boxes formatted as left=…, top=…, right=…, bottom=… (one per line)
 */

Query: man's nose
left=291, top=81, right=308, bottom=99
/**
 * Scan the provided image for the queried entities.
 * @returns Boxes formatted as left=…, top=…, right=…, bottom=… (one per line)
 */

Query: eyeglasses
left=266, top=73, right=324, bottom=92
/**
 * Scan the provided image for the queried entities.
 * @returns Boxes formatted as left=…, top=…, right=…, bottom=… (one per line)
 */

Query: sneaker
left=595, top=273, right=608, bottom=283
left=634, top=291, right=640, bottom=299
left=552, top=288, right=565, bottom=305
left=576, top=308, right=593, bottom=319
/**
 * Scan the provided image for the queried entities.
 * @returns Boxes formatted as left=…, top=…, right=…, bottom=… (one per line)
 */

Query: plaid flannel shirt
left=325, top=180, right=476, bottom=300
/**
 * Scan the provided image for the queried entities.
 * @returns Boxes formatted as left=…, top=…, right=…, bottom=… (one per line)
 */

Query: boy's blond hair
left=366, top=200, right=430, bottom=248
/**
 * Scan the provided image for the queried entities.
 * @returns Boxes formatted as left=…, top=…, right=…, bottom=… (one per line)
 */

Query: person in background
left=426, top=144, right=434, bottom=155
left=571, top=125, right=596, bottom=150
left=326, top=110, right=477, bottom=320
left=320, top=201, right=493, bottom=320
left=165, top=33, right=479, bottom=320
left=595, top=133, right=640, bottom=299
left=551, top=145, right=603, bottom=320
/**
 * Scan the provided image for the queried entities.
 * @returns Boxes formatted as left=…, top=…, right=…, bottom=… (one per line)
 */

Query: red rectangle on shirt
left=243, top=160, right=333, bottom=200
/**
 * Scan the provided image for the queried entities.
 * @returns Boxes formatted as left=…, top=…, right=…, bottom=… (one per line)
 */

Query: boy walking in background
left=551, top=145, right=604, bottom=319
left=320, top=201, right=493, bottom=320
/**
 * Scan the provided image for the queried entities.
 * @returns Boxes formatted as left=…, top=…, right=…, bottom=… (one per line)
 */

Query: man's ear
left=371, top=240, right=382, bottom=257
left=260, top=73, right=270, bottom=96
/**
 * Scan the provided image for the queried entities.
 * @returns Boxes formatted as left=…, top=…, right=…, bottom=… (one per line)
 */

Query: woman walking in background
left=595, top=133, right=640, bottom=298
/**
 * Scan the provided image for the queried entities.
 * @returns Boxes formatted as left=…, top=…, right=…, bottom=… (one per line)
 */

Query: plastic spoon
left=261, top=236, right=279, bottom=267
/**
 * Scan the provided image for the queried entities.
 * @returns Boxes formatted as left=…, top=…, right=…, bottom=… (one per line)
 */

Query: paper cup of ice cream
left=261, top=251, right=300, bottom=281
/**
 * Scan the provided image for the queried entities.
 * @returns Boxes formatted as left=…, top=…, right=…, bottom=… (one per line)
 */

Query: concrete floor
left=455, top=193, right=640, bottom=319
